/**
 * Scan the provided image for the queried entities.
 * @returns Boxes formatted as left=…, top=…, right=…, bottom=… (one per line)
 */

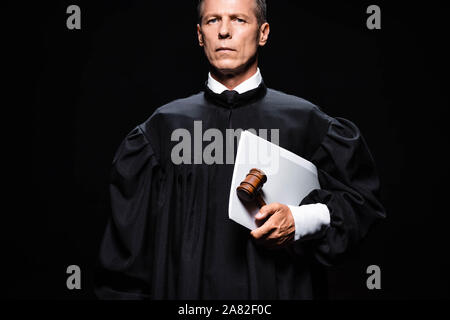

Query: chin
left=213, top=60, right=243, bottom=74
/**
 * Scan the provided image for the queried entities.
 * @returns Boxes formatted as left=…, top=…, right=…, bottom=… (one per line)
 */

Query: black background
left=14, top=0, right=449, bottom=299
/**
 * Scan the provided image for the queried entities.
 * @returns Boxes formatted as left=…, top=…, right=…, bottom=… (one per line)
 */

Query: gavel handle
left=255, top=193, right=267, bottom=208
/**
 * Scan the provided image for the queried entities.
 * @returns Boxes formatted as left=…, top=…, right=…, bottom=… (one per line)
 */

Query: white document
left=228, top=130, right=321, bottom=230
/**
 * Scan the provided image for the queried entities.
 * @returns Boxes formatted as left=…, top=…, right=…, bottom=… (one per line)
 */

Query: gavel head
left=236, top=168, right=267, bottom=202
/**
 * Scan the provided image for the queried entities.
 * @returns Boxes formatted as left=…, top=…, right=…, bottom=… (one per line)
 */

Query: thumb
left=255, top=204, right=274, bottom=220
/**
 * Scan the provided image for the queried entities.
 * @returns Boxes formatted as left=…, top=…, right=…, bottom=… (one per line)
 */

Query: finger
left=250, top=221, right=275, bottom=240
left=255, top=202, right=281, bottom=220
left=257, top=230, right=290, bottom=250
left=251, top=211, right=282, bottom=240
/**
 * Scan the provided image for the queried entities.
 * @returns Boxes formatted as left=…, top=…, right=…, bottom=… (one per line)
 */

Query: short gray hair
left=197, top=0, right=267, bottom=26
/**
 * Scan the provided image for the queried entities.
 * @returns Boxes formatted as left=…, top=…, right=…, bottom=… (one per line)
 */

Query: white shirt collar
left=207, top=68, right=263, bottom=94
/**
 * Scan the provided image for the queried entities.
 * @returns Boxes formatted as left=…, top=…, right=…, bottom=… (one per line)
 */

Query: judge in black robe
left=94, top=0, right=386, bottom=300
left=94, top=81, right=385, bottom=299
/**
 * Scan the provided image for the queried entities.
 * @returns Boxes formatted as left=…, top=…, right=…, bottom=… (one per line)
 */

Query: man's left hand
left=250, top=203, right=295, bottom=249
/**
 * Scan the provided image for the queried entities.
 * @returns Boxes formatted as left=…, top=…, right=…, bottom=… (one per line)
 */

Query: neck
left=210, top=59, right=258, bottom=90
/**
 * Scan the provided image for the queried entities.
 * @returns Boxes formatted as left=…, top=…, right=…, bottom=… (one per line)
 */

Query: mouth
left=216, top=47, right=235, bottom=52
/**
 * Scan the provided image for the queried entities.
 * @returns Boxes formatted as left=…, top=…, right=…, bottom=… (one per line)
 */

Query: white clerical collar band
left=207, top=68, right=263, bottom=94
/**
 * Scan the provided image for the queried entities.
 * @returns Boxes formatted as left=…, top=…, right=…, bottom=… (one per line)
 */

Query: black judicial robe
left=94, top=82, right=386, bottom=299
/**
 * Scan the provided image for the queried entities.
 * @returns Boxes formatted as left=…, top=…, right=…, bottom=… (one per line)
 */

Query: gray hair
left=197, top=0, right=267, bottom=26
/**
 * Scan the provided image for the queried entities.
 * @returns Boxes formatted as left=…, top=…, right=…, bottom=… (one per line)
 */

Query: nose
left=218, top=19, right=231, bottom=39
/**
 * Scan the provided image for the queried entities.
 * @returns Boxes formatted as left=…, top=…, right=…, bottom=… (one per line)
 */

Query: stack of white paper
left=228, top=130, right=321, bottom=230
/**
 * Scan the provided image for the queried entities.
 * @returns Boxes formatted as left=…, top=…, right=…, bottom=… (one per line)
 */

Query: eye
left=236, top=18, right=246, bottom=23
left=207, top=18, right=218, bottom=24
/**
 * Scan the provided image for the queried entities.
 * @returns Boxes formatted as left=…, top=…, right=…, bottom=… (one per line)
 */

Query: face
left=197, top=0, right=269, bottom=74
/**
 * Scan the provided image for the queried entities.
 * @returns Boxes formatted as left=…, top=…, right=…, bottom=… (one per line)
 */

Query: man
left=95, top=0, right=385, bottom=299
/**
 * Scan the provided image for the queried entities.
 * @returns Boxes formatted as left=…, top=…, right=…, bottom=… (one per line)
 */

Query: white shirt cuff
left=288, top=203, right=331, bottom=241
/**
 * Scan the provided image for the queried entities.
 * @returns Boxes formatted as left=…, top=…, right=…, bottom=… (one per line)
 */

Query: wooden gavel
left=236, top=168, right=267, bottom=208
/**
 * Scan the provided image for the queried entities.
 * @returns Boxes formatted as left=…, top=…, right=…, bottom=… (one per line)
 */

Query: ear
left=197, top=24, right=204, bottom=47
left=258, top=22, right=270, bottom=47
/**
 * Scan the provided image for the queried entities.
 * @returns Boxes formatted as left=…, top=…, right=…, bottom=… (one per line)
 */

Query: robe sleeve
left=94, top=125, right=160, bottom=299
left=298, top=117, right=386, bottom=266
